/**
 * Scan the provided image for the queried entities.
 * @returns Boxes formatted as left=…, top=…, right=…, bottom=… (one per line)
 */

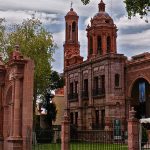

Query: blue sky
left=0, top=0, right=149, bottom=73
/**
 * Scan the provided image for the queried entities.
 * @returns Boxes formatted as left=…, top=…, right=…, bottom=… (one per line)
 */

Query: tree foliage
left=49, top=70, right=64, bottom=90
left=42, top=92, right=57, bottom=128
left=81, top=0, right=90, bottom=5
left=124, top=0, right=150, bottom=19
left=0, top=18, right=55, bottom=98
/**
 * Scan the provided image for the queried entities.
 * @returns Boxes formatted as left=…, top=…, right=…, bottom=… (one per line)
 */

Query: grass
left=32, top=143, right=128, bottom=150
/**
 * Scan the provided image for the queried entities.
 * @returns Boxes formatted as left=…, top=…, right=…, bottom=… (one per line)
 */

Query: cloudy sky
left=0, top=0, right=149, bottom=72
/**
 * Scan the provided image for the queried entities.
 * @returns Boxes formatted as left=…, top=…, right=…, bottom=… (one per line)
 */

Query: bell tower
left=64, top=7, right=83, bottom=68
left=86, top=0, right=117, bottom=60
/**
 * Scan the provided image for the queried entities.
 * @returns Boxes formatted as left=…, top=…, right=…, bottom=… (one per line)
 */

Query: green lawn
left=32, top=143, right=128, bottom=150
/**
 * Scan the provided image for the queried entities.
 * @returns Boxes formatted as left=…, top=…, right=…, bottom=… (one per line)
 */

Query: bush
left=141, top=126, right=148, bottom=147
left=36, top=128, right=54, bottom=143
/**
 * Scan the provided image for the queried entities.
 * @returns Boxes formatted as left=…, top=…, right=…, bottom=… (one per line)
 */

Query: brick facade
left=64, top=0, right=150, bottom=132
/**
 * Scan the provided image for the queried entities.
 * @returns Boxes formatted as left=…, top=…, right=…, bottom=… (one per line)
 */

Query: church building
left=63, top=0, right=150, bottom=131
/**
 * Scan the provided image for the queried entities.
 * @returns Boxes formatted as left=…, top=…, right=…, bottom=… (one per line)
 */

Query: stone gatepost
left=61, top=113, right=70, bottom=150
left=128, top=107, right=139, bottom=150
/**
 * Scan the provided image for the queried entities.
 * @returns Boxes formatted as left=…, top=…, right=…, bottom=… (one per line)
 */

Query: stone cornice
left=64, top=53, right=127, bottom=72
left=126, top=57, right=150, bottom=68
left=7, top=59, right=27, bottom=67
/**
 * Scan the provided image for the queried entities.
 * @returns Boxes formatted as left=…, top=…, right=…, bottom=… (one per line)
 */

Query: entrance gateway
left=0, top=45, right=34, bottom=150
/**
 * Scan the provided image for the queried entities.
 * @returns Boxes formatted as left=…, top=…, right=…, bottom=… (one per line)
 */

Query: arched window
left=97, top=36, right=102, bottom=54
left=72, top=22, right=76, bottom=32
left=115, top=74, right=120, bottom=87
left=107, top=36, right=111, bottom=53
left=69, top=25, right=71, bottom=40
left=66, top=22, right=68, bottom=31
left=72, top=22, right=76, bottom=42
left=89, top=36, right=93, bottom=54
left=66, top=22, right=68, bottom=39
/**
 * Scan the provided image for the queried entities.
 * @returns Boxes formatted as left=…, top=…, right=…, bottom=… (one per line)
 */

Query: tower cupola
left=64, top=7, right=83, bottom=68
left=86, top=0, right=117, bottom=60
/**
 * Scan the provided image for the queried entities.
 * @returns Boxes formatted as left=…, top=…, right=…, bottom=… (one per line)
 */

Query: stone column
left=111, top=35, right=115, bottom=53
left=0, top=83, right=3, bottom=138
left=88, top=67, right=92, bottom=106
left=87, top=35, right=90, bottom=58
left=78, top=70, right=83, bottom=129
left=9, top=80, right=15, bottom=137
left=102, top=33, right=106, bottom=55
left=88, top=67, right=94, bottom=129
left=93, top=35, right=96, bottom=56
left=128, top=107, right=139, bottom=150
left=0, top=83, right=4, bottom=150
left=64, top=73, right=70, bottom=117
left=7, top=76, right=23, bottom=150
left=61, top=114, right=70, bottom=150
left=13, top=76, right=22, bottom=138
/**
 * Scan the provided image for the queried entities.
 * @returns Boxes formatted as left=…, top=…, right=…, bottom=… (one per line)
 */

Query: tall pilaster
left=78, top=70, right=83, bottom=129
left=13, top=76, right=22, bottom=138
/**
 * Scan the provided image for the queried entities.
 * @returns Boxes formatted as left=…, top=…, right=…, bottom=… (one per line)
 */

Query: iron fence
left=32, top=127, right=61, bottom=150
left=70, top=130, right=128, bottom=150
left=93, top=88, right=105, bottom=97
left=140, top=123, right=150, bottom=150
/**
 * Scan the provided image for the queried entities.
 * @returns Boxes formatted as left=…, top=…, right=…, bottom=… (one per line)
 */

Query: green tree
left=0, top=18, right=55, bottom=128
left=1, top=18, right=55, bottom=99
left=124, top=0, right=150, bottom=19
left=50, top=70, right=64, bottom=90
left=81, top=0, right=150, bottom=19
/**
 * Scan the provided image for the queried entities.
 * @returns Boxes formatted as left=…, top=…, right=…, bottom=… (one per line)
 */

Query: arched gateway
left=0, top=46, right=34, bottom=150
left=130, top=78, right=150, bottom=119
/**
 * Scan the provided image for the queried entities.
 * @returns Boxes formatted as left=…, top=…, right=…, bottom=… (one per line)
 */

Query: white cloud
left=0, top=0, right=149, bottom=72
left=116, top=15, right=150, bottom=29
left=119, top=29, right=150, bottom=47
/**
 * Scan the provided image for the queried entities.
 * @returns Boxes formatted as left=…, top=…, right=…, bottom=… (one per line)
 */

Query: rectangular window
left=94, top=76, right=99, bottom=89
left=95, top=110, right=99, bottom=124
left=115, top=74, right=120, bottom=87
left=84, top=79, right=88, bottom=92
left=75, top=112, right=78, bottom=125
left=75, top=81, right=78, bottom=94
left=101, top=75, right=105, bottom=93
left=101, top=110, right=105, bottom=129
left=70, top=112, right=74, bottom=124
left=70, top=82, right=73, bottom=94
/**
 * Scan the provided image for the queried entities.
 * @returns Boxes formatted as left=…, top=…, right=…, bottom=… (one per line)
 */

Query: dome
left=90, top=0, right=114, bottom=26
left=66, top=8, right=78, bottom=16
left=94, top=11, right=110, bottom=18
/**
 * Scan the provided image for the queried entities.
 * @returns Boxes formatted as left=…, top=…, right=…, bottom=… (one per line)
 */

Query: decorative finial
left=99, top=0, right=105, bottom=12
left=15, top=44, right=20, bottom=51
left=71, top=1, right=73, bottom=9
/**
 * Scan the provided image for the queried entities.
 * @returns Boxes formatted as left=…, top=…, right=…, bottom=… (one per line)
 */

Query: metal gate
left=139, top=120, right=150, bottom=150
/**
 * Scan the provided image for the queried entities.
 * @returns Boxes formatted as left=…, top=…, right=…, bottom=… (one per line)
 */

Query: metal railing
left=93, top=88, right=105, bottom=97
left=68, top=93, right=78, bottom=101
left=70, top=130, right=128, bottom=150
left=81, top=91, right=89, bottom=99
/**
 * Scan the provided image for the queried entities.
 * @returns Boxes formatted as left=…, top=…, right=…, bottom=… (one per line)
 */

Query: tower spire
left=98, top=0, right=105, bottom=12
left=70, top=1, right=73, bottom=9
